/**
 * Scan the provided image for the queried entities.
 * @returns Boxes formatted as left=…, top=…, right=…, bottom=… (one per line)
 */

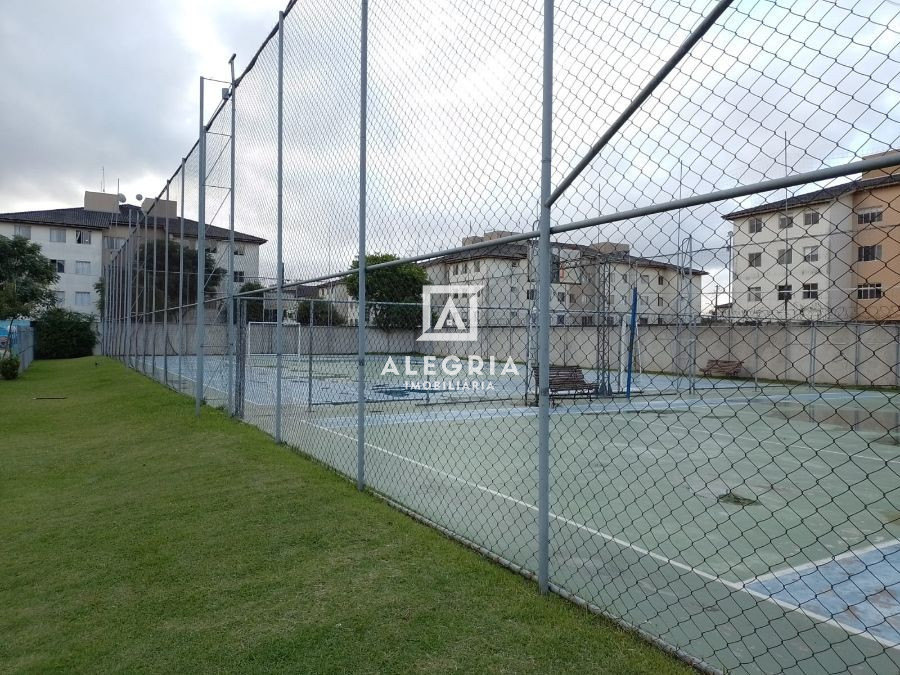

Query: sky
left=2, top=0, right=898, bottom=303
left=0, top=0, right=285, bottom=213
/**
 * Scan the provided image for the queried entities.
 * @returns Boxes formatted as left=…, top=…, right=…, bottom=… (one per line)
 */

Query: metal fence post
left=854, top=322, right=861, bottom=387
left=125, top=210, right=133, bottom=369
left=754, top=320, right=760, bottom=389
left=895, top=324, right=900, bottom=388
left=275, top=10, right=285, bottom=443
left=196, top=77, right=207, bottom=416
left=236, top=298, right=246, bottom=419
left=163, top=183, right=170, bottom=385
left=151, top=211, right=158, bottom=377
left=357, top=0, right=369, bottom=491
left=142, top=210, right=149, bottom=374
left=179, top=158, right=186, bottom=388
left=536, top=0, right=553, bottom=595
left=308, top=298, right=314, bottom=411
left=227, top=54, right=237, bottom=416
left=808, top=321, right=817, bottom=385
left=101, top=263, right=109, bottom=355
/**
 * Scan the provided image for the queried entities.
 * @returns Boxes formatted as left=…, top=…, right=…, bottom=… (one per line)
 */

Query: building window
left=657, top=275, right=664, bottom=286
left=234, top=245, right=245, bottom=256
left=857, top=244, right=882, bottom=262
left=748, top=252, right=762, bottom=268
left=233, top=271, right=245, bottom=283
left=75, top=260, right=91, bottom=275
left=857, top=283, right=883, bottom=300
left=802, top=283, right=819, bottom=299
left=526, top=289, right=535, bottom=300
left=747, top=287, right=762, bottom=302
left=14, top=224, right=31, bottom=239
left=50, top=228, right=66, bottom=243
left=640, top=274, right=650, bottom=284
left=778, top=215, right=793, bottom=229
left=581, top=316, right=594, bottom=327
left=53, top=290, right=65, bottom=304
left=858, top=209, right=884, bottom=225
left=461, top=262, right=468, bottom=273
left=777, top=284, right=792, bottom=301
left=747, top=217, right=763, bottom=234
left=555, top=315, right=565, bottom=325
left=657, top=296, right=663, bottom=307
left=51, top=259, right=65, bottom=274
left=803, top=211, right=820, bottom=226
left=556, top=292, right=565, bottom=303
left=568, top=293, right=576, bottom=304
left=74, top=292, right=91, bottom=306
left=474, top=260, right=481, bottom=273
left=803, top=246, right=819, bottom=263
left=75, top=230, right=92, bottom=244
left=777, top=248, right=793, bottom=265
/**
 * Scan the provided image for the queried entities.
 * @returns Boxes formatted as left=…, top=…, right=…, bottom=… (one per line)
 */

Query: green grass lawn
left=0, top=358, right=689, bottom=673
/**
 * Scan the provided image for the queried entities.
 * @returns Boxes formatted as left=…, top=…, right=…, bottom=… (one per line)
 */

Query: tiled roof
left=723, top=172, right=900, bottom=219
left=429, top=240, right=705, bottom=275
left=0, top=204, right=267, bottom=245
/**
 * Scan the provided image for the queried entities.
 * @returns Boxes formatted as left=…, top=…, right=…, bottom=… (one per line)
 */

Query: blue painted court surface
left=744, top=541, right=900, bottom=647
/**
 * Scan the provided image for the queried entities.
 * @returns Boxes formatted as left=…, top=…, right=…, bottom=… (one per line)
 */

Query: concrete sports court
left=143, top=350, right=900, bottom=673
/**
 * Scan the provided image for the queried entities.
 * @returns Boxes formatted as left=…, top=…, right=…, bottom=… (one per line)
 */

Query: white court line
left=741, top=538, right=900, bottom=587
left=291, top=416, right=897, bottom=649
left=165, top=367, right=900, bottom=648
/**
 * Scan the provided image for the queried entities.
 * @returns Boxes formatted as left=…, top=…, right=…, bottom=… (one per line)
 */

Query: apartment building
left=316, top=230, right=705, bottom=326
left=0, top=191, right=267, bottom=315
left=726, top=153, right=900, bottom=322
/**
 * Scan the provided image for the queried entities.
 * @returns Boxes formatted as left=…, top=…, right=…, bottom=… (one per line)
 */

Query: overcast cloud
left=0, top=0, right=284, bottom=212
left=3, top=0, right=898, bottom=305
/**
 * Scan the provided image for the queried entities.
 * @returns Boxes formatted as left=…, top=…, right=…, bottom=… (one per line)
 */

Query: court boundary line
left=741, top=538, right=900, bottom=587
left=289, top=416, right=897, bottom=649
left=158, top=361, right=900, bottom=648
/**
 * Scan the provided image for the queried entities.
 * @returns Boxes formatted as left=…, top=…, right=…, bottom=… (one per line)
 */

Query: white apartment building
left=315, top=230, right=705, bottom=326
left=0, top=191, right=267, bottom=315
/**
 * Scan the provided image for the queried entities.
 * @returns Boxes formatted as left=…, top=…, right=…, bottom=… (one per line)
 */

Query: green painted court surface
left=143, top=352, right=900, bottom=673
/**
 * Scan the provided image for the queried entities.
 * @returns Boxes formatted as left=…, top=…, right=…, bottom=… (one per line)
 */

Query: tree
left=295, top=298, right=346, bottom=326
left=238, top=281, right=265, bottom=323
left=106, top=240, right=224, bottom=321
left=93, top=277, right=105, bottom=317
left=0, top=235, right=58, bottom=357
left=33, top=308, right=97, bottom=359
left=343, top=254, right=429, bottom=330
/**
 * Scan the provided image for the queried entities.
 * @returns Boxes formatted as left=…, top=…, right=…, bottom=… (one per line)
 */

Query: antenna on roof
left=101, top=167, right=105, bottom=192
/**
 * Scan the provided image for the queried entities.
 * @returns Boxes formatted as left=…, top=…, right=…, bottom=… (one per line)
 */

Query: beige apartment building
left=726, top=153, right=900, bottom=322
left=852, top=161, right=900, bottom=321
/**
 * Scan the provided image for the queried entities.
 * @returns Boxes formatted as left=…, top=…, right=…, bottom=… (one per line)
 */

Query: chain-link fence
left=3, top=324, right=34, bottom=374
left=101, top=0, right=900, bottom=671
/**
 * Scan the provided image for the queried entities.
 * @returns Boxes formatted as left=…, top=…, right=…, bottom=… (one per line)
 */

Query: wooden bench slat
left=533, top=364, right=600, bottom=401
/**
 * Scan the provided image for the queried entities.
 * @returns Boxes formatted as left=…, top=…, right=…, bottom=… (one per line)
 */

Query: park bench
left=700, top=359, right=743, bottom=377
left=533, top=365, right=600, bottom=403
